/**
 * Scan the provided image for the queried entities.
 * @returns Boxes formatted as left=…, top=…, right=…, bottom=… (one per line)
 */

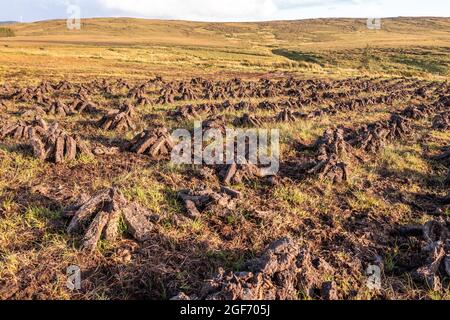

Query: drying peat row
left=0, top=77, right=439, bottom=116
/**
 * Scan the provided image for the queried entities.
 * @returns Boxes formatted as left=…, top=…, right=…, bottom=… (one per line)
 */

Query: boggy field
left=0, top=18, right=449, bottom=300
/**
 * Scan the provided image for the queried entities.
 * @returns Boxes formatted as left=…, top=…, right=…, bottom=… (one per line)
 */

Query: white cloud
left=98, top=0, right=278, bottom=21
left=97, top=0, right=383, bottom=21
left=1, top=0, right=448, bottom=23
left=97, top=0, right=414, bottom=21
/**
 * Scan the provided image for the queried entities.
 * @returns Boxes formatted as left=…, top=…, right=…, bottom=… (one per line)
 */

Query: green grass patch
left=0, top=27, right=15, bottom=37
left=272, top=49, right=324, bottom=66
left=392, top=55, right=449, bottom=75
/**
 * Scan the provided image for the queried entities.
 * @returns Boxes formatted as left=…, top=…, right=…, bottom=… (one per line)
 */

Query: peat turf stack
left=67, top=188, right=159, bottom=253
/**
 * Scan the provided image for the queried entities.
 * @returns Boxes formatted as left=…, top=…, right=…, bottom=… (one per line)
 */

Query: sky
left=0, top=0, right=449, bottom=23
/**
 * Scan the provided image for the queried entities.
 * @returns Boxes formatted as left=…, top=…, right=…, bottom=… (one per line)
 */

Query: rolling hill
left=0, top=17, right=449, bottom=80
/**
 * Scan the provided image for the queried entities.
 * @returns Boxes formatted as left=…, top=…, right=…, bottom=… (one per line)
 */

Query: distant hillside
left=5, top=17, right=450, bottom=49
left=0, top=21, right=18, bottom=25
left=0, top=17, right=449, bottom=79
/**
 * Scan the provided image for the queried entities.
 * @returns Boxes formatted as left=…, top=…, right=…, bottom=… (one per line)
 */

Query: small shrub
left=0, top=27, right=15, bottom=37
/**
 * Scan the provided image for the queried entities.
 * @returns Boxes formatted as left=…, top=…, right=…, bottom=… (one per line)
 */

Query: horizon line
left=4, top=15, right=450, bottom=25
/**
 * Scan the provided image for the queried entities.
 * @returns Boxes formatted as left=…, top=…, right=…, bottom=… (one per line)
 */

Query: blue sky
left=1, top=0, right=449, bottom=22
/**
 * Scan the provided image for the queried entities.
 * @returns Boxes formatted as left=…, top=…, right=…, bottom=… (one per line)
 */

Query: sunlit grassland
left=0, top=17, right=449, bottom=82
